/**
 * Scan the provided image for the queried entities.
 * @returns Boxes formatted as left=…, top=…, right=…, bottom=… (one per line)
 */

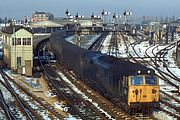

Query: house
left=1, top=25, right=33, bottom=76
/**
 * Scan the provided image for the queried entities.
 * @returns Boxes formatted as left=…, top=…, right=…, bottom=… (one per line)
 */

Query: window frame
left=145, top=76, right=158, bottom=85
left=130, top=76, right=144, bottom=86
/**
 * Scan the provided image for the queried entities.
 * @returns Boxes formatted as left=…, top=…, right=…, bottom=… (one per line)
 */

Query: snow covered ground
left=0, top=33, right=179, bottom=119
left=57, top=71, right=115, bottom=120
left=0, top=69, right=59, bottom=120
left=127, top=38, right=180, bottom=120
left=99, top=33, right=180, bottom=120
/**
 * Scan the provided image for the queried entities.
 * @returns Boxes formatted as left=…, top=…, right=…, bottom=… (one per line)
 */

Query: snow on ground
left=128, top=38, right=180, bottom=120
left=45, top=90, right=57, bottom=97
left=0, top=108, right=7, bottom=120
left=11, top=79, right=52, bottom=119
left=102, top=34, right=180, bottom=119
left=153, top=111, right=177, bottom=120
left=57, top=71, right=115, bottom=120
left=1, top=69, right=53, bottom=119
left=101, top=33, right=112, bottom=54
left=23, top=77, right=41, bottom=89
left=0, top=78, right=24, bottom=119
left=63, top=114, right=79, bottom=120
left=0, top=34, right=179, bottom=119
left=166, top=47, right=180, bottom=78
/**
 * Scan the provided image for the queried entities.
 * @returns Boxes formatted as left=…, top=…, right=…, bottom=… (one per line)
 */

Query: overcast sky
left=0, top=0, right=180, bottom=19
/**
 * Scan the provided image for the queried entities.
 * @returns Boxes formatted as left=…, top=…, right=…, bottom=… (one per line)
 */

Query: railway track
left=0, top=64, right=64, bottom=119
left=0, top=89, right=16, bottom=120
left=153, top=44, right=180, bottom=82
left=127, top=35, right=179, bottom=89
left=38, top=40, right=114, bottom=119
left=125, top=34, right=180, bottom=119
left=107, top=31, right=120, bottom=57
left=38, top=35, right=146, bottom=119
left=85, top=30, right=157, bottom=119
left=0, top=69, right=39, bottom=120
left=88, top=31, right=109, bottom=51
left=4, top=70, right=64, bottom=119
left=144, top=46, right=180, bottom=119
left=52, top=60, right=137, bottom=120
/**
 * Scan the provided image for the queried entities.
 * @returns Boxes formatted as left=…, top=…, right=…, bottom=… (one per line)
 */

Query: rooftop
left=33, top=11, right=52, bottom=15
left=1, top=24, right=32, bottom=34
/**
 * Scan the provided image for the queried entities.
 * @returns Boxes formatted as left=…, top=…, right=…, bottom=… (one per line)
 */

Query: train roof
left=83, top=51, right=155, bottom=75
left=51, top=32, right=155, bottom=76
left=84, top=51, right=112, bottom=69
left=100, top=55, right=155, bottom=75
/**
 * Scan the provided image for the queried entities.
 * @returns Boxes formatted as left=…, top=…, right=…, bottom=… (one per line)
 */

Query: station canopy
left=31, top=21, right=64, bottom=28
left=79, top=20, right=102, bottom=27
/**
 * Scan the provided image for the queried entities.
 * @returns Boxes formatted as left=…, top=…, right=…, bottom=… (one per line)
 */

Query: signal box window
left=131, top=76, right=143, bottom=85
left=145, top=76, right=157, bottom=85
left=16, top=38, right=21, bottom=45
left=12, top=38, right=15, bottom=45
left=23, top=38, right=31, bottom=45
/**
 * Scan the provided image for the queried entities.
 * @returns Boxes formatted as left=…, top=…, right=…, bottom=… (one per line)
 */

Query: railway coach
left=49, top=31, right=160, bottom=113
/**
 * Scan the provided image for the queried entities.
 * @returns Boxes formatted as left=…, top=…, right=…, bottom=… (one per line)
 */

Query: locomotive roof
left=100, top=55, right=155, bottom=75
left=85, top=52, right=155, bottom=75
left=101, top=55, right=154, bottom=75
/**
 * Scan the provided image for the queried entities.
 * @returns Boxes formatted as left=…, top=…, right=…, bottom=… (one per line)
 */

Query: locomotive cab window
left=145, top=76, right=157, bottom=85
left=130, top=76, right=143, bottom=85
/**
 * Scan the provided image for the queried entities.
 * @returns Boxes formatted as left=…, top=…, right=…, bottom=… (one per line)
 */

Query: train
left=49, top=31, right=160, bottom=114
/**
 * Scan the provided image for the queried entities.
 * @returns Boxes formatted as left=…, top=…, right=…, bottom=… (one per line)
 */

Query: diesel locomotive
left=49, top=32, right=160, bottom=113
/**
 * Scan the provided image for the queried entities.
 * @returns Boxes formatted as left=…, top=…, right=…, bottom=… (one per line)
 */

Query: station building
left=32, top=11, right=54, bottom=23
left=31, top=20, right=64, bottom=34
left=78, top=19, right=103, bottom=34
left=1, top=25, right=33, bottom=76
